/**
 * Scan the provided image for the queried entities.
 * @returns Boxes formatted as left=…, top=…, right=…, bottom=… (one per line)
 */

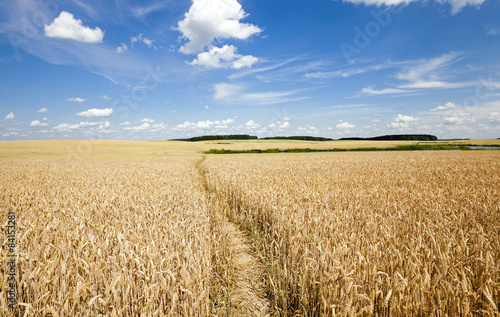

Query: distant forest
left=174, top=134, right=438, bottom=142
left=340, top=134, right=438, bottom=141
left=260, top=136, right=334, bottom=141
left=173, top=134, right=258, bottom=141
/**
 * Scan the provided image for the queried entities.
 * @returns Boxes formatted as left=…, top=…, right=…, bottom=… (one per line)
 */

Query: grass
left=204, top=144, right=469, bottom=154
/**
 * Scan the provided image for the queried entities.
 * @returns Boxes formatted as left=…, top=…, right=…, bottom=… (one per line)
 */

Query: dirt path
left=223, top=221, right=270, bottom=316
left=197, top=157, right=270, bottom=316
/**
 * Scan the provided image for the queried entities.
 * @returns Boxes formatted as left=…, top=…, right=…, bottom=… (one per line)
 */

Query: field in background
left=1, top=140, right=499, bottom=316
left=1, top=139, right=499, bottom=159
left=202, top=151, right=500, bottom=315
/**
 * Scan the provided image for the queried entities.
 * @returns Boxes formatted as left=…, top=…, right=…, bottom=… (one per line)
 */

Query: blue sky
left=0, top=0, right=499, bottom=140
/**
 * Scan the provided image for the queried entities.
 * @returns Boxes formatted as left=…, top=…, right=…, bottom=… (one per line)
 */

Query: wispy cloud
left=213, top=83, right=308, bottom=105
left=361, top=86, right=409, bottom=95
left=340, top=0, right=487, bottom=15
left=305, top=63, right=389, bottom=79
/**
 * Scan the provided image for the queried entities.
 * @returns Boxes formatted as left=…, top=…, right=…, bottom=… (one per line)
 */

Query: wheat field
left=0, top=157, right=212, bottom=316
left=1, top=141, right=499, bottom=316
left=202, top=151, right=500, bottom=316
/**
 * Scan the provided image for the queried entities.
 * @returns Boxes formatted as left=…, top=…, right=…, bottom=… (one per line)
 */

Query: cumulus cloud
left=444, top=113, right=476, bottom=124
left=44, top=11, right=104, bottom=43
left=173, top=117, right=237, bottom=131
left=176, top=0, right=262, bottom=54
left=190, top=45, right=258, bottom=69
left=123, top=123, right=151, bottom=131
left=141, top=118, right=155, bottom=123
left=30, top=120, right=49, bottom=127
left=52, top=121, right=106, bottom=131
left=67, top=97, right=86, bottom=103
left=244, top=120, right=261, bottom=129
left=431, top=101, right=457, bottom=111
left=269, top=120, right=290, bottom=129
left=336, top=121, right=355, bottom=129
left=5, top=112, right=14, bottom=120
left=488, top=112, right=500, bottom=123
left=120, top=121, right=131, bottom=125
left=388, top=114, right=418, bottom=128
left=76, top=108, right=113, bottom=118
left=37, top=108, right=48, bottom=113
left=100, top=95, right=112, bottom=101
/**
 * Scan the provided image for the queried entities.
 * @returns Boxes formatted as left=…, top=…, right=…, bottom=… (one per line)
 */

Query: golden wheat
left=202, top=151, right=500, bottom=316
left=0, top=157, right=211, bottom=316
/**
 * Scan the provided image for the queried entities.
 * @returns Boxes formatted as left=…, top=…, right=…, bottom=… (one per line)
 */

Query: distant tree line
left=260, top=136, right=334, bottom=141
left=340, top=134, right=438, bottom=141
left=174, top=134, right=258, bottom=141
left=173, top=134, right=438, bottom=142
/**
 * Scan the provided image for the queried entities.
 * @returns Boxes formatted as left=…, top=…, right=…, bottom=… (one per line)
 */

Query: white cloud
left=131, top=34, right=157, bottom=49
left=100, top=95, right=112, bottom=101
left=488, top=112, right=500, bottom=123
left=42, top=118, right=48, bottom=121
left=396, top=53, right=467, bottom=89
left=30, top=120, right=49, bottom=127
left=51, top=121, right=105, bottom=131
left=444, top=113, right=476, bottom=124
left=173, top=117, right=238, bottom=131
left=336, top=122, right=355, bottom=129
left=190, top=45, right=258, bottom=69
left=269, top=120, right=290, bottom=129
left=176, top=0, right=262, bottom=54
left=76, top=108, right=113, bottom=118
left=431, top=102, right=457, bottom=111
left=341, top=0, right=486, bottom=14
left=395, top=114, right=418, bottom=122
left=361, top=87, right=409, bottom=95
left=116, top=43, right=128, bottom=54
left=485, top=24, right=500, bottom=36
left=120, top=121, right=131, bottom=125
left=388, top=114, right=418, bottom=128
left=444, top=0, right=486, bottom=14
left=244, top=120, right=261, bottom=129
left=213, top=83, right=306, bottom=105
left=204, top=106, right=211, bottom=109
left=342, top=0, right=415, bottom=6
left=141, top=118, right=155, bottom=123
left=44, top=11, right=104, bottom=43
left=214, top=83, right=243, bottom=100
left=67, top=97, right=87, bottom=103
left=37, top=108, right=48, bottom=113
left=98, top=121, right=111, bottom=129
left=124, top=123, right=151, bottom=131
left=5, top=112, right=14, bottom=120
